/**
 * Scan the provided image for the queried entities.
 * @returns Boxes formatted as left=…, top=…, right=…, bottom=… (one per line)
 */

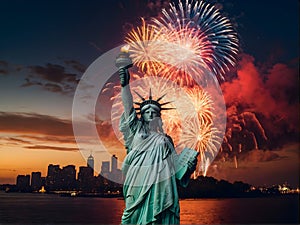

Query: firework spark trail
left=234, top=155, right=238, bottom=169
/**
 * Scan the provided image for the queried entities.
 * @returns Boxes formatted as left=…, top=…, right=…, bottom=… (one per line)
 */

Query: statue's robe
left=120, top=110, right=195, bottom=224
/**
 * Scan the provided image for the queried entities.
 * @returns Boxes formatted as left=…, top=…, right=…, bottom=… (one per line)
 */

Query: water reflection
left=0, top=192, right=298, bottom=224
left=180, top=197, right=298, bottom=224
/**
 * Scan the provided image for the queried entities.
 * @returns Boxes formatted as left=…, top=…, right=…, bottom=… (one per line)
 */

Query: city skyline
left=5, top=161, right=299, bottom=195
left=0, top=0, right=299, bottom=188
left=5, top=153, right=300, bottom=190
left=9, top=154, right=124, bottom=193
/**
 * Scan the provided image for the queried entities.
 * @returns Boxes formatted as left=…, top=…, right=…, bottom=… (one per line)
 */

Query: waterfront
left=0, top=192, right=298, bottom=224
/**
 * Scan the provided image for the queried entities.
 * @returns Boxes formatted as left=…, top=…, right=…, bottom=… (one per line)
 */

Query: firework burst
left=153, top=0, right=239, bottom=80
left=183, top=85, right=214, bottom=124
left=178, top=116, right=223, bottom=176
left=125, top=0, right=238, bottom=82
left=125, top=18, right=165, bottom=76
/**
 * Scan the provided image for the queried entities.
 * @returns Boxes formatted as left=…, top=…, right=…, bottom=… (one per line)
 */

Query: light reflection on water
left=180, top=197, right=299, bottom=224
left=0, top=192, right=298, bottom=224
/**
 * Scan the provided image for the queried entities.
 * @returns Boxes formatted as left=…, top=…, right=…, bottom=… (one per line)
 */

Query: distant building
left=41, top=177, right=46, bottom=188
left=101, top=161, right=110, bottom=177
left=87, top=154, right=95, bottom=176
left=47, top=164, right=60, bottom=178
left=61, top=165, right=76, bottom=190
left=111, top=154, right=117, bottom=173
left=16, top=175, right=30, bottom=192
left=100, top=155, right=123, bottom=184
left=46, top=164, right=61, bottom=191
left=31, top=172, right=42, bottom=191
left=78, top=166, right=93, bottom=181
left=78, top=166, right=94, bottom=191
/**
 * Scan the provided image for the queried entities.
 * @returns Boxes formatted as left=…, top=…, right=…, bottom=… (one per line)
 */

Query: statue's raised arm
left=115, top=48, right=133, bottom=119
left=119, top=68, right=133, bottom=118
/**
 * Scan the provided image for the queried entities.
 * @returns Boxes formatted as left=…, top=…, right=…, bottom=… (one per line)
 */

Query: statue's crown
left=134, top=89, right=175, bottom=114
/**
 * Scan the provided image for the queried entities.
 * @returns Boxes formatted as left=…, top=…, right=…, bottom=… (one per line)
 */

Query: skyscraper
left=101, top=161, right=110, bottom=177
left=61, top=165, right=76, bottom=190
left=87, top=154, right=94, bottom=176
left=31, top=172, right=42, bottom=191
left=46, top=164, right=61, bottom=191
left=16, top=175, right=30, bottom=192
left=78, top=166, right=94, bottom=191
left=110, top=155, right=123, bottom=183
left=111, top=154, right=117, bottom=173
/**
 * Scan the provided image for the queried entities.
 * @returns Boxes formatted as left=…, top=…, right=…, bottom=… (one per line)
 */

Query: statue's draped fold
left=120, top=110, right=190, bottom=224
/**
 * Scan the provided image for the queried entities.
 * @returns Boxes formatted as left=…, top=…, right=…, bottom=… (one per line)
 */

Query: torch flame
left=121, top=45, right=130, bottom=53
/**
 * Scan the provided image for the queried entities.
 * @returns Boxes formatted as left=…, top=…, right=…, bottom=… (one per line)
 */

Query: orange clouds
left=0, top=112, right=73, bottom=136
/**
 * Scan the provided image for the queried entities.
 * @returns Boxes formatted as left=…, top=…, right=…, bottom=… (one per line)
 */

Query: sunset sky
left=0, top=0, right=299, bottom=188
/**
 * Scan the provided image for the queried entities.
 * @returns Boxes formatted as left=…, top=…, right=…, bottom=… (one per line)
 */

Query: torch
left=115, top=45, right=133, bottom=87
left=115, top=45, right=133, bottom=69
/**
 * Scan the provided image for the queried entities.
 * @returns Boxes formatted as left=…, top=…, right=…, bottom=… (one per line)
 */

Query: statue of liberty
left=116, top=50, right=198, bottom=224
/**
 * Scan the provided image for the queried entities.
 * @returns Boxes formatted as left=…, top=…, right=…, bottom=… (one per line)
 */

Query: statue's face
left=142, top=107, right=160, bottom=123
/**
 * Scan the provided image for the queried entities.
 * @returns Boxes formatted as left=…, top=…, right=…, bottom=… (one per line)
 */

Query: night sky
left=0, top=0, right=299, bottom=187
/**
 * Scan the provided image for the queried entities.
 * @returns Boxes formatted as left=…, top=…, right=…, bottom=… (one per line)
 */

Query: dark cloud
left=0, top=112, right=73, bottom=136
left=0, top=69, right=8, bottom=75
left=0, top=134, right=76, bottom=145
left=0, top=136, right=33, bottom=146
left=20, top=78, right=43, bottom=87
left=24, top=145, right=78, bottom=152
left=44, top=83, right=63, bottom=93
left=0, top=60, right=9, bottom=75
left=24, top=63, right=80, bottom=95
left=28, top=63, right=78, bottom=83
left=64, top=60, right=86, bottom=73
left=8, top=137, right=32, bottom=145
left=0, top=60, right=9, bottom=67
left=19, top=135, right=76, bottom=144
left=21, top=78, right=67, bottom=94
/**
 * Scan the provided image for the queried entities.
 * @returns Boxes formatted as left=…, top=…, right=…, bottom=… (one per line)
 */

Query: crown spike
left=161, top=107, right=176, bottom=110
left=157, top=93, right=167, bottom=102
left=149, top=88, right=152, bottom=100
left=134, top=90, right=145, bottom=101
left=133, top=90, right=175, bottom=114
left=160, top=101, right=173, bottom=106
